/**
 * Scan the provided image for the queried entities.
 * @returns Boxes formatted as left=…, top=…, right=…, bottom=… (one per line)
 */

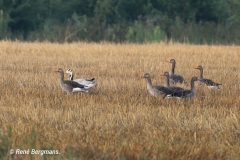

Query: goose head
left=66, top=69, right=73, bottom=74
left=160, top=71, right=169, bottom=77
left=140, top=73, right=150, bottom=78
left=65, top=68, right=74, bottom=80
left=194, top=65, right=203, bottom=70
left=192, top=76, right=199, bottom=81
left=167, top=59, right=176, bottom=64
left=55, top=68, right=64, bottom=73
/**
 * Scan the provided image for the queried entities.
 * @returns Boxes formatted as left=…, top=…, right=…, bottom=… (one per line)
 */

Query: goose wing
left=154, top=85, right=174, bottom=94
left=200, top=78, right=221, bottom=86
left=170, top=74, right=185, bottom=84
left=64, top=80, right=85, bottom=88
left=153, top=85, right=175, bottom=98
left=168, top=89, right=192, bottom=98
left=74, top=78, right=97, bottom=85
left=170, top=86, right=184, bottom=92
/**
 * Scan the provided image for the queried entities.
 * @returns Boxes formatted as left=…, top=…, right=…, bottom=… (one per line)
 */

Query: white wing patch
left=72, top=88, right=88, bottom=92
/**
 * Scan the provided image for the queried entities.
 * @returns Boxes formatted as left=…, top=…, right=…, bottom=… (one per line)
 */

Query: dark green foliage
left=1, top=0, right=240, bottom=44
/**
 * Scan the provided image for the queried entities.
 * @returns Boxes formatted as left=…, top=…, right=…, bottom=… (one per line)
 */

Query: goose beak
left=54, top=70, right=59, bottom=72
left=160, top=73, right=164, bottom=76
left=166, top=60, right=170, bottom=62
left=140, top=75, right=145, bottom=78
left=194, top=67, right=198, bottom=69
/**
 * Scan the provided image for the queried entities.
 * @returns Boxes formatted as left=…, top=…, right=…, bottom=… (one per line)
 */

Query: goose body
left=55, top=68, right=88, bottom=93
left=167, top=59, right=187, bottom=85
left=141, top=73, right=173, bottom=98
left=194, top=65, right=221, bottom=89
left=66, top=69, right=97, bottom=90
left=160, top=72, right=184, bottom=92
left=167, top=76, right=198, bottom=98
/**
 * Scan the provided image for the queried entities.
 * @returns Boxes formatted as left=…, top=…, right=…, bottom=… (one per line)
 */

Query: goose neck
left=199, top=68, right=203, bottom=79
left=171, top=63, right=175, bottom=74
left=146, top=77, right=153, bottom=89
left=190, top=78, right=196, bottom=90
left=165, top=75, right=170, bottom=87
left=69, top=72, right=74, bottom=80
left=59, top=71, right=64, bottom=83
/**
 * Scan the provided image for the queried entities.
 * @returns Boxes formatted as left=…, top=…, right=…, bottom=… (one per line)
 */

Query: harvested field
left=0, top=41, right=239, bottom=159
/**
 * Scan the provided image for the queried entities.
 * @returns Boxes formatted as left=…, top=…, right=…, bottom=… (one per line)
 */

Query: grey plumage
left=167, top=76, right=198, bottom=98
left=167, top=59, right=187, bottom=85
left=65, top=69, right=97, bottom=90
left=194, top=65, right=221, bottom=89
left=141, top=73, right=173, bottom=99
left=160, top=71, right=184, bottom=92
left=55, top=68, right=88, bottom=93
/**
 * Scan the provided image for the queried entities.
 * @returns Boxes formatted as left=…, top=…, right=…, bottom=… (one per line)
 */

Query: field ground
left=0, top=41, right=239, bottom=159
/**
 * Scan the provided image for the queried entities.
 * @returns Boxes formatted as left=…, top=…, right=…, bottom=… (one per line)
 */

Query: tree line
left=0, top=0, right=240, bottom=44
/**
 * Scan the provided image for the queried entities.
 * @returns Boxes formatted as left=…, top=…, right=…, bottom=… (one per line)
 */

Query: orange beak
left=54, top=70, right=59, bottom=72
left=140, top=74, right=145, bottom=78
left=160, top=73, right=164, bottom=76
left=166, top=60, right=170, bottom=62
left=194, top=66, right=198, bottom=69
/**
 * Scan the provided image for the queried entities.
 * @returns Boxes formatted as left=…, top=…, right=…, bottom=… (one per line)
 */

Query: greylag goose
left=167, top=59, right=187, bottom=85
left=160, top=72, right=184, bottom=92
left=167, top=76, right=198, bottom=98
left=65, top=69, right=97, bottom=89
left=194, top=65, right=222, bottom=89
left=55, top=68, right=88, bottom=93
left=141, top=73, right=173, bottom=99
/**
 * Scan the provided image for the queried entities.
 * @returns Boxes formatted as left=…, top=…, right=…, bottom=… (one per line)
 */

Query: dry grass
left=0, top=41, right=239, bottom=159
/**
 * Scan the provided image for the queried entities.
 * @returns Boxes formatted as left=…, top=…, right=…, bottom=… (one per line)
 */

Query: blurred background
left=0, top=0, right=240, bottom=44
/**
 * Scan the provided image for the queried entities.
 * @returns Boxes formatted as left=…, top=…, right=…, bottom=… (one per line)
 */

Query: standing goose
left=194, top=65, right=222, bottom=89
left=167, top=59, right=187, bottom=85
left=65, top=69, right=97, bottom=90
left=55, top=68, right=88, bottom=93
left=160, top=72, right=184, bottom=92
left=141, top=73, right=173, bottom=99
left=167, top=76, right=198, bottom=98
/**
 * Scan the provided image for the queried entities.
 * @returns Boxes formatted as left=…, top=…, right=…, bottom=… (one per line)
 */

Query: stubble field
left=0, top=41, right=239, bottom=159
